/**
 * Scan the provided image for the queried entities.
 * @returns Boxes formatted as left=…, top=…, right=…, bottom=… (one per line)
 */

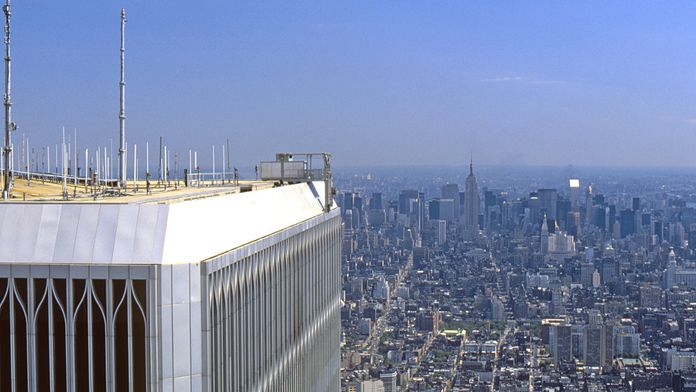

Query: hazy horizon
left=9, top=1, right=696, bottom=169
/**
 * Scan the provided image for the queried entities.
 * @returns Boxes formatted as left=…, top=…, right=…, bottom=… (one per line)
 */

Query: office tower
left=615, top=333, right=639, bottom=357
left=416, top=192, right=426, bottom=232
left=653, top=221, right=663, bottom=242
left=538, top=188, right=558, bottom=221
left=351, top=207, right=361, bottom=228
left=606, top=204, right=616, bottom=226
left=604, top=324, right=615, bottom=364
left=580, top=262, right=595, bottom=287
left=632, top=197, right=640, bottom=211
left=664, top=249, right=677, bottom=289
left=428, top=198, right=454, bottom=222
left=601, top=259, right=620, bottom=286
left=441, top=183, right=460, bottom=217
left=483, top=189, right=496, bottom=218
left=583, top=325, right=607, bottom=367
left=556, top=197, right=571, bottom=230
left=568, top=179, right=581, bottom=208
left=367, top=209, right=386, bottom=227
left=541, top=216, right=550, bottom=254
left=641, top=213, right=651, bottom=228
left=373, top=278, right=390, bottom=301
left=353, top=195, right=363, bottom=213
left=566, top=211, right=580, bottom=236
left=367, top=191, right=386, bottom=226
left=463, top=160, right=480, bottom=240
left=343, top=191, right=355, bottom=211
left=584, top=184, right=593, bottom=226
left=428, top=199, right=440, bottom=221
left=549, top=323, right=572, bottom=365
left=435, top=219, right=447, bottom=244
left=528, top=192, right=541, bottom=224
left=0, top=179, right=342, bottom=390
left=620, top=209, right=636, bottom=238
left=551, top=287, right=565, bottom=316
left=398, top=190, right=419, bottom=215
left=592, top=193, right=605, bottom=206
left=591, top=205, right=606, bottom=230
left=369, top=192, right=383, bottom=210
left=670, top=221, right=687, bottom=246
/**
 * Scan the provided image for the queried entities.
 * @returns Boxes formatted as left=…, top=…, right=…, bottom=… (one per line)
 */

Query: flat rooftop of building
left=1, top=178, right=275, bottom=204
left=0, top=179, right=338, bottom=265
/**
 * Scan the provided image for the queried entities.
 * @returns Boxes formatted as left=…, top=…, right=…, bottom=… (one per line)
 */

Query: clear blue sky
left=11, top=1, right=696, bottom=168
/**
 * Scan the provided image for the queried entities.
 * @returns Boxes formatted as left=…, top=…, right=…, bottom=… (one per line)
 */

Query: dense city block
left=339, top=165, right=696, bottom=392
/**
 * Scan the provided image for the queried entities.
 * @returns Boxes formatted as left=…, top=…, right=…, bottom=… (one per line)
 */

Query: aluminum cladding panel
left=0, top=203, right=169, bottom=264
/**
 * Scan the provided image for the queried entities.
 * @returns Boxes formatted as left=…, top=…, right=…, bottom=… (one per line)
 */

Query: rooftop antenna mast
left=118, top=8, right=126, bottom=189
left=2, top=0, right=15, bottom=199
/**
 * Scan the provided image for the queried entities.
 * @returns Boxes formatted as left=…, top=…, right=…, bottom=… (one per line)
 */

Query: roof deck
left=2, top=177, right=275, bottom=204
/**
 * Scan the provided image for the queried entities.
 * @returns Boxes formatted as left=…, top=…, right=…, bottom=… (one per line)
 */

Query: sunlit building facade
left=0, top=181, right=341, bottom=391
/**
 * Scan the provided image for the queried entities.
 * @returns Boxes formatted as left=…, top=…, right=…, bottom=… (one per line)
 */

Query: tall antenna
left=2, top=0, right=14, bottom=198
left=118, top=8, right=126, bottom=188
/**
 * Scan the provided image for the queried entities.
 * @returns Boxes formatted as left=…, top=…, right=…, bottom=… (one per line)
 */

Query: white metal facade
left=205, top=211, right=342, bottom=391
left=0, top=182, right=342, bottom=391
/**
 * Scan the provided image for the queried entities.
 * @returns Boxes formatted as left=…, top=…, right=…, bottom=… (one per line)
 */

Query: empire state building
left=463, top=160, right=480, bottom=240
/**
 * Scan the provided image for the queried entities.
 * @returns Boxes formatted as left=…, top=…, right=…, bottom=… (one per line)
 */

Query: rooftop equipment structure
left=259, top=152, right=335, bottom=212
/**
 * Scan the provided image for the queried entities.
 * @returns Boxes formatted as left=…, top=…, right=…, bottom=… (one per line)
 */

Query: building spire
left=469, top=158, right=473, bottom=176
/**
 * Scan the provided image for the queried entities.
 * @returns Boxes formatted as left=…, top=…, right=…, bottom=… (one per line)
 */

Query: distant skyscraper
left=538, top=188, right=558, bottom=221
left=441, top=183, right=460, bottom=217
left=580, top=262, right=595, bottom=287
left=463, top=160, right=480, bottom=240
left=436, top=219, right=447, bottom=244
left=370, top=192, right=383, bottom=210
left=398, top=189, right=419, bottom=215
left=584, top=324, right=607, bottom=367
left=429, top=198, right=455, bottom=222
left=568, top=179, right=581, bottom=209
left=343, top=191, right=354, bottom=213
left=584, top=184, right=593, bottom=227
left=620, top=208, right=636, bottom=238
left=549, top=322, right=572, bottom=365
